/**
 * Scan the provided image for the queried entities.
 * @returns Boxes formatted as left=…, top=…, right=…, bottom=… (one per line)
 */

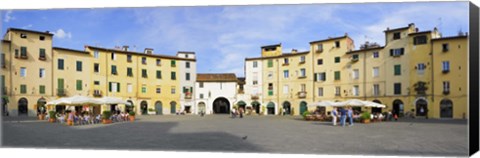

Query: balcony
left=297, top=91, right=307, bottom=98
left=184, top=93, right=192, bottom=99
left=351, top=58, right=359, bottom=62
left=251, top=94, right=259, bottom=100
left=127, top=59, right=132, bottom=63
left=93, top=90, right=102, bottom=97
left=39, top=56, right=46, bottom=61
left=57, top=89, right=66, bottom=97
left=443, top=91, right=450, bottom=95
left=442, top=69, right=450, bottom=74
left=299, top=61, right=305, bottom=64
left=315, top=49, right=323, bottom=53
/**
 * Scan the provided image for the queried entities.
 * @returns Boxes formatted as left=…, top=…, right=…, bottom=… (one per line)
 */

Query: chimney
left=144, top=48, right=153, bottom=54
left=344, top=32, right=348, bottom=36
left=122, top=45, right=129, bottom=51
left=45, top=31, right=50, bottom=34
left=291, top=49, right=297, bottom=54
left=415, top=28, right=419, bottom=32
left=386, top=27, right=390, bottom=31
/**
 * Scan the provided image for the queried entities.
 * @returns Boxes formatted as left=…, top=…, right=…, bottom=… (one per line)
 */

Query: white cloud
left=53, top=29, right=72, bottom=39
left=4, top=10, right=15, bottom=22
left=21, top=24, right=33, bottom=29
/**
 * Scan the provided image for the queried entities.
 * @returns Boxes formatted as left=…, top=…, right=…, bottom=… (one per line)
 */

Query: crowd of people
left=330, top=107, right=396, bottom=127
left=44, top=110, right=130, bottom=126
left=231, top=107, right=245, bottom=118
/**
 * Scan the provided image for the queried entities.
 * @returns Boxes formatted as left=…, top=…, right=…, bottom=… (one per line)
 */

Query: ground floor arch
left=18, top=98, right=28, bottom=116
left=251, top=101, right=260, bottom=114
left=37, top=97, right=47, bottom=115
left=140, top=101, right=148, bottom=115
left=126, top=100, right=134, bottom=113
left=282, top=101, right=291, bottom=115
left=299, top=101, right=308, bottom=115
left=170, top=101, right=177, bottom=114
left=440, top=99, right=453, bottom=118
left=155, top=101, right=163, bottom=115
left=415, top=98, right=428, bottom=116
left=267, top=102, right=275, bottom=115
left=198, top=102, right=206, bottom=114
left=213, top=97, right=230, bottom=114
left=237, top=100, right=246, bottom=110
left=392, top=99, right=404, bottom=117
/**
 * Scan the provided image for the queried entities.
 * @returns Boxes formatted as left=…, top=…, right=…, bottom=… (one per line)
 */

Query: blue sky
left=1, top=2, right=469, bottom=77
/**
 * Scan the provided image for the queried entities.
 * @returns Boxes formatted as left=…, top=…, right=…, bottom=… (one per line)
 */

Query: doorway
left=212, top=97, right=230, bottom=114
left=18, top=98, right=28, bottom=116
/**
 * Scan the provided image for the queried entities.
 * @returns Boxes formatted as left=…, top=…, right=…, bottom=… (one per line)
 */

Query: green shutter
left=394, top=65, right=401, bottom=75
left=190, top=87, right=193, bottom=93
left=334, top=71, right=340, bottom=80
left=109, top=82, right=112, bottom=92
left=171, top=60, right=176, bottom=67
left=268, top=60, right=273, bottom=67
left=117, top=83, right=120, bottom=92
left=21, top=47, right=27, bottom=56
left=39, top=85, right=45, bottom=94
left=20, top=85, right=26, bottom=94
left=76, top=80, right=82, bottom=91
left=58, top=78, right=64, bottom=89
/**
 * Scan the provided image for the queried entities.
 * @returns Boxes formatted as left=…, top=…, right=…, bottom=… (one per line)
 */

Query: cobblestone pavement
left=1, top=115, right=468, bottom=156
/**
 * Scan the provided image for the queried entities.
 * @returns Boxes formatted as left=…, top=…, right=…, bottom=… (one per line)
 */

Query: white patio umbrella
left=341, top=99, right=366, bottom=107
left=46, top=95, right=102, bottom=105
left=96, top=97, right=132, bottom=106
left=312, top=100, right=344, bottom=107
left=362, top=100, right=386, bottom=108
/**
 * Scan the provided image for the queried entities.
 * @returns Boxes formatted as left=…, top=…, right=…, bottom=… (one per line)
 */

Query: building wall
left=177, top=52, right=196, bottom=114
left=195, top=81, right=237, bottom=114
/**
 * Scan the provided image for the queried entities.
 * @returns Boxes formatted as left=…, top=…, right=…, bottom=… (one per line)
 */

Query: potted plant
left=361, top=112, right=371, bottom=124
left=38, top=105, right=46, bottom=120
left=147, top=108, right=156, bottom=115
left=102, top=111, right=112, bottom=124
left=128, top=111, right=136, bottom=122
left=302, top=111, right=313, bottom=120
left=48, top=111, right=56, bottom=123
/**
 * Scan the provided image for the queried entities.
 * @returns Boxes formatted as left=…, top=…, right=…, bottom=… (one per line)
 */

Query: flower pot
left=102, top=119, right=112, bottom=124
left=38, top=114, right=45, bottom=120
left=49, top=118, right=56, bottom=123
left=362, top=119, right=370, bottom=124
left=67, top=119, right=74, bottom=126
left=129, top=116, right=135, bottom=122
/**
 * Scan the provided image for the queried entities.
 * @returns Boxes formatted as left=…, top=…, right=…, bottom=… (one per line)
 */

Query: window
left=300, top=56, right=306, bottom=63
left=443, top=81, right=450, bottom=94
left=39, top=36, right=45, bottom=41
left=394, top=65, right=401, bottom=76
left=335, top=86, right=341, bottom=96
left=353, top=85, right=359, bottom=96
left=20, top=67, right=26, bottom=77
left=108, top=82, right=120, bottom=92
left=94, top=81, right=100, bottom=85
left=316, top=72, right=326, bottom=81
left=334, top=71, right=341, bottom=80
left=390, top=48, right=405, bottom=56
left=442, top=43, right=449, bottom=52
left=301, top=84, right=306, bottom=92
left=186, top=73, right=190, bottom=81
left=335, top=41, right=340, bottom=48
left=268, top=71, right=273, bottom=80
left=142, top=69, right=147, bottom=78
left=141, top=86, right=147, bottom=93
left=20, top=85, right=27, bottom=94
left=39, top=48, right=46, bottom=59
left=142, top=57, right=147, bottom=64
left=253, top=61, right=258, bottom=68
left=171, top=87, right=176, bottom=94
left=111, top=53, right=116, bottom=60
left=76, top=61, right=82, bottom=72
left=317, top=44, right=323, bottom=52
left=94, top=63, right=99, bottom=73
left=171, top=72, right=176, bottom=80
left=20, top=33, right=27, bottom=38
left=318, top=87, right=323, bottom=96
left=373, top=67, right=379, bottom=77
left=442, top=61, right=450, bottom=72
left=253, top=81, right=258, bottom=85
left=58, top=59, right=64, bottom=70
left=283, top=85, right=289, bottom=94
left=171, top=60, right=176, bottom=67
left=417, top=63, right=426, bottom=74
left=94, top=51, right=99, bottom=59
left=111, top=65, right=117, bottom=75
left=284, top=58, right=289, bottom=65
left=334, top=57, right=340, bottom=63
left=156, top=59, right=161, bottom=66
left=127, top=83, right=133, bottom=93
left=186, top=62, right=190, bottom=68
left=76, top=80, right=83, bottom=91
left=373, top=52, right=379, bottom=58
left=127, top=68, right=133, bottom=77
left=393, top=32, right=401, bottom=40
left=156, top=70, right=162, bottom=79
left=39, top=85, right=45, bottom=94
left=267, top=60, right=273, bottom=68
left=283, top=70, right=289, bottom=78
left=317, top=59, right=323, bottom=65
left=268, top=83, right=273, bottom=96
left=394, top=83, right=402, bottom=95
left=300, top=69, right=306, bottom=77
left=127, top=55, right=132, bottom=62
left=39, top=68, right=45, bottom=78
left=348, top=69, right=357, bottom=80
left=373, top=84, right=380, bottom=96
left=200, top=94, right=204, bottom=99
left=156, top=87, right=161, bottom=94
left=1, top=53, right=5, bottom=67
left=413, top=35, right=427, bottom=45
left=352, top=54, right=359, bottom=61
left=20, top=47, right=27, bottom=58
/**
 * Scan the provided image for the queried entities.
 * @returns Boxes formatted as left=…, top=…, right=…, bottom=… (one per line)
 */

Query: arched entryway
left=440, top=99, right=453, bottom=118
left=198, top=102, right=206, bottom=114
left=140, top=101, right=148, bottom=115
left=415, top=99, right=427, bottom=116
left=125, top=100, right=134, bottom=114
left=299, top=101, right=308, bottom=115
left=37, top=98, right=47, bottom=115
left=2, top=96, right=8, bottom=116
left=18, top=98, right=28, bottom=116
left=237, top=101, right=246, bottom=110
left=392, top=99, right=403, bottom=117
left=213, top=97, right=230, bottom=114
left=170, top=101, right=177, bottom=114
left=371, top=99, right=382, bottom=114
left=155, top=101, right=163, bottom=115
left=251, top=101, right=260, bottom=114
left=267, top=102, right=275, bottom=115
left=282, top=101, right=291, bottom=115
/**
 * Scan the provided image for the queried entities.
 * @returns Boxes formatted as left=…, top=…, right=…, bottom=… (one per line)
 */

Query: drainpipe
left=276, top=58, right=280, bottom=115
left=364, top=53, right=367, bottom=101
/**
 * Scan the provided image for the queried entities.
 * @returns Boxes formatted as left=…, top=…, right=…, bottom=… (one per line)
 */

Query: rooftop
left=261, top=43, right=281, bottom=49
left=245, top=51, right=309, bottom=61
left=85, top=45, right=196, bottom=61
left=197, top=73, right=238, bottom=82
left=53, top=47, right=89, bottom=54
left=431, top=35, right=468, bottom=41
left=309, top=35, right=349, bottom=44
left=7, top=28, right=54, bottom=36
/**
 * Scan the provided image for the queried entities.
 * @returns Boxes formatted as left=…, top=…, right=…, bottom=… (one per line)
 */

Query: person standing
left=331, top=107, right=338, bottom=126
left=339, top=108, right=347, bottom=127
left=347, top=107, right=353, bottom=126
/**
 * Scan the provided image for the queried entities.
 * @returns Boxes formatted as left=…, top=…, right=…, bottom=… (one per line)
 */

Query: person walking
left=339, top=108, right=347, bottom=127
left=347, top=107, right=353, bottom=126
left=331, top=107, right=338, bottom=126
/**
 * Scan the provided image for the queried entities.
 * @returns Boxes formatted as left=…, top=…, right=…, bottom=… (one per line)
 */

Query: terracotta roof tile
left=197, top=73, right=237, bottom=82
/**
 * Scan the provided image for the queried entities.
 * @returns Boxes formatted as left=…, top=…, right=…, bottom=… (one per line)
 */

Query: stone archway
left=415, top=98, right=428, bottom=116
left=213, top=97, right=230, bottom=114
left=440, top=99, right=453, bottom=118
left=18, top=98, right=28, bottom=116
left=282, top=101, right=291, bottom=115
left=267, top=102, right=275, bottom=115
left=392, top=99, right=403, bottom=117
left=299, top=101, right=308, bottom=115
left=140, top=101, right=148, bottom=115
left=37, top=97, right=47, bottom=115
left=155, top=101, right=163, bottom=115
left=125, top=100, right=134, bottom=113
left=251, top=101, right=260, bottom=114
left=198, top=102, right=206, bottom=114
left=170, top=101, right=177, bottom=114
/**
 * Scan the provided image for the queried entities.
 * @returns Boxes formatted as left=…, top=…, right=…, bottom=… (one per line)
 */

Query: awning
left=237, top=101, right=246, bottom=106
left=267, top=102, right=275, bottom=108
